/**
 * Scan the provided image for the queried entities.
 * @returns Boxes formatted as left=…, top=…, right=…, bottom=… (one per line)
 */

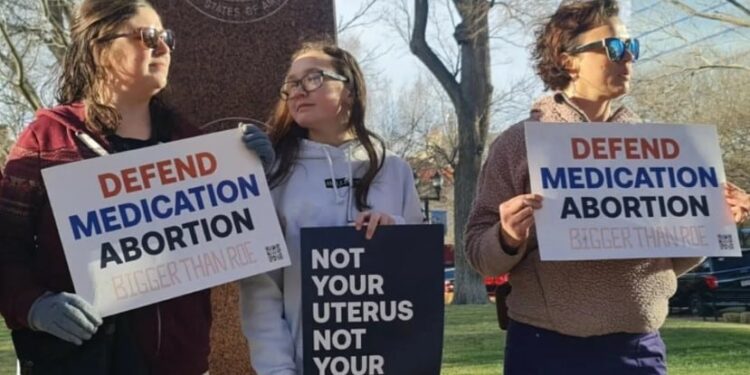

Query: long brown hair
left=56, top=0, right=173, bottom=139
left=267, top=41, right=385, bottom=211
left=532, top=0, right=620, bottom=91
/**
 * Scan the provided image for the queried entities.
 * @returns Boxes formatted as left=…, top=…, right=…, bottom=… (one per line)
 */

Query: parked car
left=670, top=228, right=750, bottom=316
left=741, top=227, right=750, bottom=248
left=485, top=274, right=509, bottom=296
left=443, top=267, right=509, bottom=296
left=444, top=267, right=455, bottom=293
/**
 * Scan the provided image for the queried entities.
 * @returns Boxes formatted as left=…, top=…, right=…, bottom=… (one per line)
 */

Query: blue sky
left=334, top=0, right=748, bottom=127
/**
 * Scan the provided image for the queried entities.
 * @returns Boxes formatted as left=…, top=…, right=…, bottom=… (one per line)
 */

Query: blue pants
left=504, top=320, right=667, bottom=375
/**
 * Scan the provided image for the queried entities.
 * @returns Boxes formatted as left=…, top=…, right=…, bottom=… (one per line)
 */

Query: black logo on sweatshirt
left=324, top=178, right=361, bottom=189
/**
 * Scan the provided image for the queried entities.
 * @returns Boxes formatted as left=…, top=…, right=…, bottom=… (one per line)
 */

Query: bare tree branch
left=385, top=0, right=413, bottom=45
left=410, top=0, right=461, bottom=109
left=0, top=19, right=43, bottom=110
left=337, top=0, right=380, bottom=34
left=666, top=0, right=750, bottom=28
left=431, top=0, right=460, bottom=76
left=639, top=47, right=750, bottom=83
left=683, top=63, right=750, bottom=72
left=41, top=0, right=72, bottom=64
left=728, top=0, right=750, bottom=17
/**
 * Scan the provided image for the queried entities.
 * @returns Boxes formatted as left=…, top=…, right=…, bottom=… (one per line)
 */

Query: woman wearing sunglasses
left=239, top=41, right=423, bottom=375
left=0, top=1, right=210, bottom=374
left=465, top=0, right=748, bottom=374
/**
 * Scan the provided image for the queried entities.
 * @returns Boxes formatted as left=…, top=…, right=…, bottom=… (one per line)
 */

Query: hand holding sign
left=354, top=211, right=396, bottom=240
left=28, top=292, right=103, bottom=345
left=725, top=182, right=750, bottom=223
left=240, top=123, right=275, bottom=173
left=500, top=194, right=543, bottom=248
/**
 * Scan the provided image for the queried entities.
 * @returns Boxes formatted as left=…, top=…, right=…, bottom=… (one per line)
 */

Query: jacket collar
left=530, top=92, right=641, bottom=124
left=36, top=102, right=115, bottom=154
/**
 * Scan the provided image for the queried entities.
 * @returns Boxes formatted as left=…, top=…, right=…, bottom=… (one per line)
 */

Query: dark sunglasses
left=568, top=37, right=639, bottom=62
left=99, top=27, right=175, bottom=51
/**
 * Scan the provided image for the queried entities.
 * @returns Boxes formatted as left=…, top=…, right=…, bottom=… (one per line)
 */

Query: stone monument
left=148, top=1, right=335, bottom=373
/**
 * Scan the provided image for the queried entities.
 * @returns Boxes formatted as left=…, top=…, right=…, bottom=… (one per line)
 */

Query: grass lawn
left=441, top=304, right=504, bottom=374
left=2, top=304, right=750, bottom=374
left=440, top=304, right=750, bottom=375
left=661, top=318, right=750, bottom=375
left=0, top=323, right=13, bottom=375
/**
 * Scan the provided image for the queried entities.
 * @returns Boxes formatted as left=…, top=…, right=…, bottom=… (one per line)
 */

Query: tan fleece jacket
left=465, top=93, right=704, bottom=337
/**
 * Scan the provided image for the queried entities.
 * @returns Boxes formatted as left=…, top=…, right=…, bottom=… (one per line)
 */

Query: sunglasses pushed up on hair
left=99, top=27, right=175, bottom=51
left=569, top=37, right=640, bottom=62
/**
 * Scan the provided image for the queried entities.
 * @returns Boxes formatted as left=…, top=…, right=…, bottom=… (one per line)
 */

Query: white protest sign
left=42, top=129, right=290, bottom=316
left=525, top=122, right=741, bottom=261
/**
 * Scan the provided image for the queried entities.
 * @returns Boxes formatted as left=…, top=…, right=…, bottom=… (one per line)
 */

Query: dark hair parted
left=267, top=40, right=385, bottom=212
left=532, top=0, right=620, bottom=91
left=57, top=0, right=173, bottom=139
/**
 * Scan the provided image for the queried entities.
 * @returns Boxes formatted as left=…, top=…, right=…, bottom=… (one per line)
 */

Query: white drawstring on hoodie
left=321, top=146, right=343, bottom=203
left=321, top=142, right=358, bottom=222
left=346, top=144, right=355, bottom=222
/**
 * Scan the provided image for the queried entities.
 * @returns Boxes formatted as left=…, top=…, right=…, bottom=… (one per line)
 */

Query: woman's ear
left=560, top=52, right=579, bottom=80
left=341, top=85, right=355, bottom=105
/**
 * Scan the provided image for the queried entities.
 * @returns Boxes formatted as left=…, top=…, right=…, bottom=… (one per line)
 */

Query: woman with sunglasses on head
left=465, top=1, right=749, bottom=374
left=239, top=41, right=423, bottom=375
left=0, top=1, right=210, bottom=374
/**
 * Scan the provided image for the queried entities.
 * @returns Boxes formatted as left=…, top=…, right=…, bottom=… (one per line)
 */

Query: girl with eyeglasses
left=0, top=1, right=210, bottom=373
left=239, top=41, right=423, bottom=375
left=464, top=0, right=748, bottom=374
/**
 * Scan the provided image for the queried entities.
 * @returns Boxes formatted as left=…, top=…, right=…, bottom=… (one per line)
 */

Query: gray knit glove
left=240, top=123, right=275, bottom=172
left=28, top=292, right=103, bottom=345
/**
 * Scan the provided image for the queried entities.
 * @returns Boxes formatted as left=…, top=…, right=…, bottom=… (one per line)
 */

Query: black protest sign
left=301, top=225, right=444, bottom=375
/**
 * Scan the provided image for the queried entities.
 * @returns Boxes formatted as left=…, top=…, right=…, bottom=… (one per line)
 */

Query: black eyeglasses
left=99, top=27, right=175, bottom=51
left=568, top=37, right=640, bottom=62
left=280, top=70, right=348, bottom=100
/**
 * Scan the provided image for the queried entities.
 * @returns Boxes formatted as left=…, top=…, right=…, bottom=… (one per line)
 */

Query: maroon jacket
left=0, top=103, right=211, bottom=374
